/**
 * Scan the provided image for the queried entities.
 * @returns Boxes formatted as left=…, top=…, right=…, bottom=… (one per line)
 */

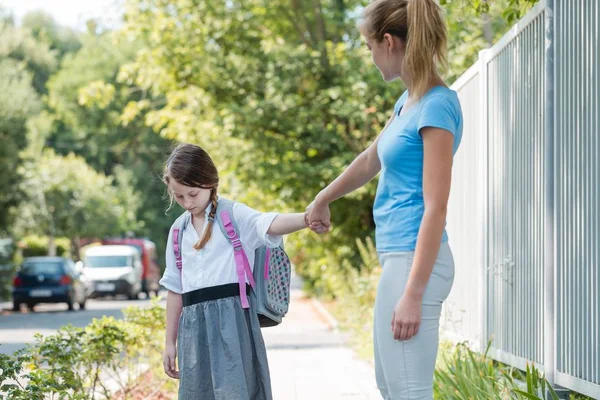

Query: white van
left=83, top=245, right=143, bottom=300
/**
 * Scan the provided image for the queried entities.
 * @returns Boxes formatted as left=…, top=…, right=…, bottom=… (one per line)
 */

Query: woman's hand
left=391, top=293, right=422, bottom=341
left=163, top=343, right=179, bottom=379
left=305, top=197, right=331, bottom=234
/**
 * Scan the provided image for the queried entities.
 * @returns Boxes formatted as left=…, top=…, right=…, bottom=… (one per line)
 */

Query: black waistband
left=182, top=283, right=251, bottom=307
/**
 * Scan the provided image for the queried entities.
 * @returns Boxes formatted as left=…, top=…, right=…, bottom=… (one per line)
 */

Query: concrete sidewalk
left=263, top=276, right=380, bottom=400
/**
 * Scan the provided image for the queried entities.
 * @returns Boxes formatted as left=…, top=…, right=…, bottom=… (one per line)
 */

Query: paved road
left=0, top=294, right=165, bottom=355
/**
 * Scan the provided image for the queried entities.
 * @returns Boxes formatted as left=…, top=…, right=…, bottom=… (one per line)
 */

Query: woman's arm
left=164, top=290, right=183, bottom=379
left=267, top=213, right=307, bottom=236
left=391, top=127, right=454, bottom=341
left=307, top=113, right=395, bottom=230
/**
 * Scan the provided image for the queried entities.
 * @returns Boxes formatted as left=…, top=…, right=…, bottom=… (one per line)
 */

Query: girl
left=306, top=0, right=463, bottom=398
left=160, top=143, right=307, bottom=400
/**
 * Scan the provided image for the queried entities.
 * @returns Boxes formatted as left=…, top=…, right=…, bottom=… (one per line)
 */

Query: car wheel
left=12, top=302, right=20, bottom=312
left=26, top=303, right=36, bottom=311
left=67, top=298, right=75, bottom=311
left=128, top=291, right=138, bottom=301
left=79, top=299, right=86, bottom=310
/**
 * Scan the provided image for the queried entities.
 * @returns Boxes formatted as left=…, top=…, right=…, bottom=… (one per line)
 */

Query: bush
left=434, top=342, right=561, bottom=400
left=20, top=235, right=70, bottom=258
left=0, top=299, right=169, bottom=400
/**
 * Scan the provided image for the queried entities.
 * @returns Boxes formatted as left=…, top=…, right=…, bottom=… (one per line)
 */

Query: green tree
left=0, top=19, right=58, bottom=94
left=110, top=0, right=542, bottom=287
left=46, top=32, right=176, bottom=262
left=119, top=0, right=398, bottom=245
left=447, top=0, right=538, bottom=24
left=21, top=10, right=81, bottom=58
left=12, top=150, right=141, bottom=257
left=0, top=20, right=47, bottom=233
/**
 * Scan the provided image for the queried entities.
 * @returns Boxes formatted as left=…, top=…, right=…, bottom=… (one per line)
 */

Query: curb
left=310, top=297, right=340, bottom=332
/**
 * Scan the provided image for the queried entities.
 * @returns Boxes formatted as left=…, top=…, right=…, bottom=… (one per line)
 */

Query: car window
left=22, top=262, right=63, bottom=276
left=85, top=256, right=132, bottom=268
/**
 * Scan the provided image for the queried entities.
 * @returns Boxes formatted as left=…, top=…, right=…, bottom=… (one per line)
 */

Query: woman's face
left=366, top=33, right=405, bottom=82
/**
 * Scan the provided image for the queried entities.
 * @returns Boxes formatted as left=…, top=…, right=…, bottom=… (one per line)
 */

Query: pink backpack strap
left=220, top=210, right=255, bottom=308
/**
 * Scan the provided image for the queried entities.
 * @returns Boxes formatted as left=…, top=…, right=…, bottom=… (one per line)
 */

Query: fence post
left=544, top=0, right=556, bottom=386
left=477, top=49, right=489, bottom=354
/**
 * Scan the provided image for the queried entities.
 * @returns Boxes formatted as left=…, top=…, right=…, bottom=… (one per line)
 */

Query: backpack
left=171, top=198, right=292, bottom=327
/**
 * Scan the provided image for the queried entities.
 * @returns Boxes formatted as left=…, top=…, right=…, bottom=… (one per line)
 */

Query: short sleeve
left=417, top=94, right=459, bottom=137
left=159, top=227, right=183, bottom=294
left=233, top=203, right=283, bottom=250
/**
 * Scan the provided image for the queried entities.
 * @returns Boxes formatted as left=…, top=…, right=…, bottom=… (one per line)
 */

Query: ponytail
left=405, top=0, right=447, bottom=98
left=193, top=187, right=218, bottom=250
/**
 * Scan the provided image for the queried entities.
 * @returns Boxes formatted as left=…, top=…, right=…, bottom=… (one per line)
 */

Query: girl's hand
left=163, top=343, right=179, bottom=379
left=305, top=198, right=331, bottom=234
left=391, top=293, right=422, bottom=341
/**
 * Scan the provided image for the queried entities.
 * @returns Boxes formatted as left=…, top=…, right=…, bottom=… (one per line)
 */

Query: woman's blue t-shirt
left=374, top=86, right=463, bottom=252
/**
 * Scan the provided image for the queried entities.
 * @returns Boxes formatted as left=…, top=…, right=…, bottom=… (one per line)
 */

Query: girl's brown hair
left=359, top=0, right=448, bottom=99
left=163, top=144, right=219, bottom=250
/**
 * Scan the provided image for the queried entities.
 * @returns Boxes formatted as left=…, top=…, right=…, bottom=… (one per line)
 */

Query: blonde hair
left=359, top=0, right=448, bottom=99
left=163, top=144, right=219, bottom=251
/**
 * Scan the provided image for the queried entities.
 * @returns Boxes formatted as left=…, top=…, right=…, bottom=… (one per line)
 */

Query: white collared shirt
left=159, top=201, right=282, bottom=294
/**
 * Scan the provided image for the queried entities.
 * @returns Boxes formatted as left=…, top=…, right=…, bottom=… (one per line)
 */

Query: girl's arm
left=164, top=290, right=183, bottom=379
left=267, top=213, right=307, bottom=236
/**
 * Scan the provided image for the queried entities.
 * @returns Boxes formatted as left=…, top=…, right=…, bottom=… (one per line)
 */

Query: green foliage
left=0, top=44, right=42, bottom=231
left=117, top=0, right=401, bottom=275
left=444, top=0, right=539, bottom=24
left=11, top=150, right=141, bottom=251
left=434, top=343, right=561, bottom=400
left=0, top=301, right=167, bottom=400
left=21, top=10, right=81, bottom=59
left=0, top=19, right=58, bottom=94
left=45, top=31, right=176, bottom=264
left=0, top=0, right=541, bottom=272
left=20, top=235, right=70, bottom=258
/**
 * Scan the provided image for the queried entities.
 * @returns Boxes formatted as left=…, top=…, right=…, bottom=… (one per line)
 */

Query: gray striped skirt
left=177, top=283, right=273, bottom=400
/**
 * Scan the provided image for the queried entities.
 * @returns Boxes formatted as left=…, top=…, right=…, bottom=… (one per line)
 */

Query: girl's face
left=169, top=179, right=212, bottom=217
left=365, top=33, right=405, bottom=82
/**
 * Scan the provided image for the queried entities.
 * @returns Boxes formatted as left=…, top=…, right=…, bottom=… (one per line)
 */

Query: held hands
left=163, top=343, right=179, bottom=379
left=305, top=197, right=331, bottom=234
left=391, top=292, right=423, bottom=341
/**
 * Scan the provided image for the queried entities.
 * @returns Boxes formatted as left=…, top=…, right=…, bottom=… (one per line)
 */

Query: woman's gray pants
left=374, top=242, right=455, bottom=400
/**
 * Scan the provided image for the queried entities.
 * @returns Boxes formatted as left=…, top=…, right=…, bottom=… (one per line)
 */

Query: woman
left=306, top=0, right=463, bottom=398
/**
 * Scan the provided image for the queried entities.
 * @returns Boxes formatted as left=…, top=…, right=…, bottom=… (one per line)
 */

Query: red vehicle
left=101, top=238, right=160, bottom=297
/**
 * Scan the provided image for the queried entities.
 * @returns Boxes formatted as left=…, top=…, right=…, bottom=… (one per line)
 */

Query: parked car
left=12, top=257, right=89, bottom=311
left=101, top=238, right=161, bottom=297
left=83, top=245, right=143, bottom=300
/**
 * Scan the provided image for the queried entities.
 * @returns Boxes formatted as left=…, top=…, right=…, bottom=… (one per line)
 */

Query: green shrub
left=0, top=299, right=167, bottom=399
left=434, top=342, right=561, bottom=400
left=20, top=236, right=71, bottom=258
